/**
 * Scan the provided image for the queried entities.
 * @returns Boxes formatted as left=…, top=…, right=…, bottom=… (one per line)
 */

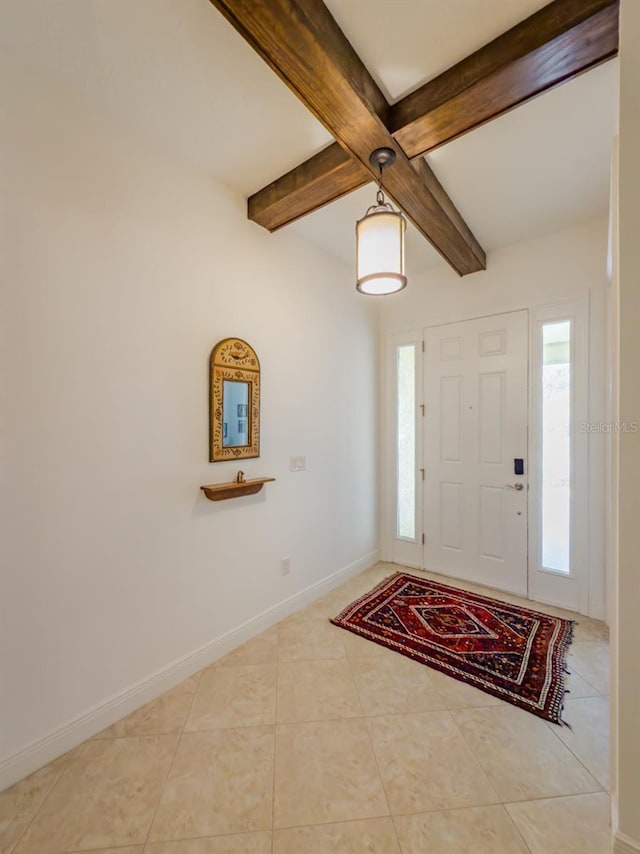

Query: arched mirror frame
left=209, top=338, right=260, bottom=462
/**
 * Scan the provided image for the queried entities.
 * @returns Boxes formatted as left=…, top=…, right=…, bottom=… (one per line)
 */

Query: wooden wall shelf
left=200, top=475, right=275, bottom=502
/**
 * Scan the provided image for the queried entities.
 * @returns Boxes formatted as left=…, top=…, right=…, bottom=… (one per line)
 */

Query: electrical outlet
left=289, top=456, right=306, bottom=472
left=281, top=557, right=291, bottom=576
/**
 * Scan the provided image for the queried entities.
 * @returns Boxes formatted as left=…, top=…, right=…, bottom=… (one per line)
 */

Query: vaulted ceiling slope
left=0, top=0, right=619, bottom=274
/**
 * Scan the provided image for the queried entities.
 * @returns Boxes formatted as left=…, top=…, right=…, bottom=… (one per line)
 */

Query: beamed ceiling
left=210, top=0, right=618, bottom=276
left=0, top=0, right=619, bottom=275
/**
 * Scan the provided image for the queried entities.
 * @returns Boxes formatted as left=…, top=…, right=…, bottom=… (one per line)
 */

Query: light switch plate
left=289, top=456, right=306, bottom=472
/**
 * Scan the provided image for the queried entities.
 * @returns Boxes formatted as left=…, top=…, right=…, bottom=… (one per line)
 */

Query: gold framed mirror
left=209, top=338, right=260, bottom=462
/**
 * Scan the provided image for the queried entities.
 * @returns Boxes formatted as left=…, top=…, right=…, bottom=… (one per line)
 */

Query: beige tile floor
left=1, top=563, right=611, bottom=854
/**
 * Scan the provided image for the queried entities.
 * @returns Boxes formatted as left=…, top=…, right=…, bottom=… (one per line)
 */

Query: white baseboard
left=589, top=599, right=606, bottom=621
left=0, top=549, right=379, bottom=792
left=615, top=832, right=640, bottom=853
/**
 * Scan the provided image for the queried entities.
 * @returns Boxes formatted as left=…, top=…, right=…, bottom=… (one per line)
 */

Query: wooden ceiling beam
left=211, top=0, right=486, bottom=275
left=247, top=142, right=369, bottom=231
left=248, top=0, right=619, bottom=233
left=391, top=0, right=619, bottom=157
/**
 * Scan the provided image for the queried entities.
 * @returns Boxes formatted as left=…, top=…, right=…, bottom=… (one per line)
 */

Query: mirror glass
left=222, top=380, right=250, bottom=447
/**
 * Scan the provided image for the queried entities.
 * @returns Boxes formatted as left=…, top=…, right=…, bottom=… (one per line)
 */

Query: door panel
left=479, top=373, right=504, bottom=463
left=440, top=481, right=463, bottom=550
left=424, top=311, right=529, bottom=595
left=440, top=376, right=462, bottom=461
left=479, top=486, right=504, bottom=559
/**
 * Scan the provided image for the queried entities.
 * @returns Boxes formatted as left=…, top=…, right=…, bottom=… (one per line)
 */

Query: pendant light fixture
left=356, top=147, right=407, bottom=295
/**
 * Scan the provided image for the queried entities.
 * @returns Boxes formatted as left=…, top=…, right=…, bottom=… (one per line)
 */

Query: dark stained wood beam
left=391, top=0, right=619, bottom=156
left=248, top=0, right=619, bottom=233
left=211, top=0, right=486, bottom=275
left=247, top=142, right=369, bottom=231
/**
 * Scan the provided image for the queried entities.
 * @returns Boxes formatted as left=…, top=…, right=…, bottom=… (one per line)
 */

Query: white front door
left=423, top=311, right=529, bottom=595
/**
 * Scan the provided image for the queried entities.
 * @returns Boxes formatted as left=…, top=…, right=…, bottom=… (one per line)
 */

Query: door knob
left=505, top=483, right=524, bottom=491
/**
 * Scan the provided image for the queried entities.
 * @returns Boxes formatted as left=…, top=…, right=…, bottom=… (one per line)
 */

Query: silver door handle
left=505, top=483, right=524, bottom=491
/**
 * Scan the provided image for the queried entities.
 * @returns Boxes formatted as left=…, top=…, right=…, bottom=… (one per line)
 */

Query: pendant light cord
left=376, top=163, right=385, bottom=205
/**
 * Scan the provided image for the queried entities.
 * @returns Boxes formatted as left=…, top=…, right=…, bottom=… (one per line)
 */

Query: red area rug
left=331, top=572, right=575, bottom=724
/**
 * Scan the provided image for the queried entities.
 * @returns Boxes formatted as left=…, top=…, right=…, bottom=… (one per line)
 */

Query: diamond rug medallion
left=331, top=573, right=575, bottom=724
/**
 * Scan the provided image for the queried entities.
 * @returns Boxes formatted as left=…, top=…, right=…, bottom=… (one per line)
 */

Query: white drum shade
left=356, top=208, right=407, bottom=295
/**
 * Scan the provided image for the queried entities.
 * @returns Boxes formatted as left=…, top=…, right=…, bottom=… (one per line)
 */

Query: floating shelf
left=200, top=476, right=276, bottom=502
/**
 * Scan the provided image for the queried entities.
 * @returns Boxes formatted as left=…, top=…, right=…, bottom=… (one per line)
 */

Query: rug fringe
left=556, top=620, right=576, bottom=728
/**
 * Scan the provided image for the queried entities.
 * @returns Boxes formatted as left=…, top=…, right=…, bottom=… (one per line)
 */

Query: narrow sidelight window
left=541, top=321, right=571, bottom=573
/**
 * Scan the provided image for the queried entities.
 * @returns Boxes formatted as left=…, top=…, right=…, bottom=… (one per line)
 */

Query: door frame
left=384, top=295, right=597, bottom=617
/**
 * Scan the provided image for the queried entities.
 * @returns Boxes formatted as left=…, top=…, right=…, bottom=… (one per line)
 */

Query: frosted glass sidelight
left=541, top=321, right=571, bottom=573
left=397, top=344, right=416, bottom=539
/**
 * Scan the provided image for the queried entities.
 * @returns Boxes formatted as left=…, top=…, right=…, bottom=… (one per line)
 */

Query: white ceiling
left=325, top=0, right=550, bottom=103
left=1, top=0, right=618, bottom=274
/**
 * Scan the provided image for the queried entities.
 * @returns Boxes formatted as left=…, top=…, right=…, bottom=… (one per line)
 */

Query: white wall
left=379, top=220, right=609, bottom=618
left=381, top=219, right=608, bottom=333
left=613, top=1, right=640, bottom=849
left=0, top=52, right=379, bottom=786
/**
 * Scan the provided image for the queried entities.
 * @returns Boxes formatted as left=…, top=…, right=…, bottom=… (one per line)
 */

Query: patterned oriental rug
left=331, top=573, right=575, bottom=725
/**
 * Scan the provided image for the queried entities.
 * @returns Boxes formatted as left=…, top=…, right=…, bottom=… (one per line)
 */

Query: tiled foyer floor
left=1, top=563, right=611, bottom=854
